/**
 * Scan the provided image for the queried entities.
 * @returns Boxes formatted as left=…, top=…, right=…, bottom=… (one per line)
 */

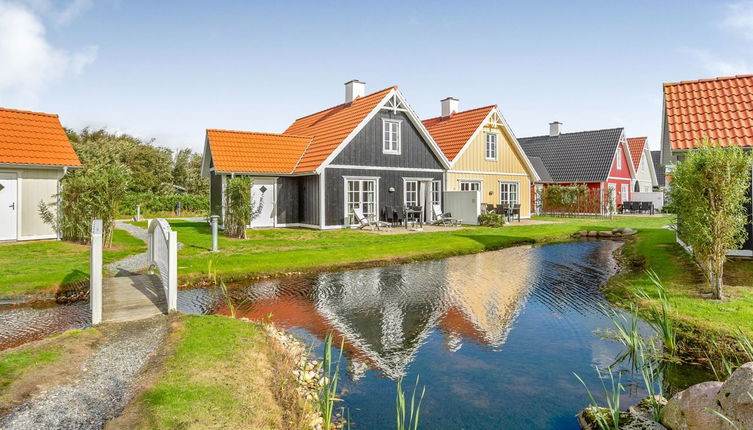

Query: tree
left=223, top=176, right=263, bottom=239
left=669, top=142, right=752, bottom=300
left=173, top=148, right=209, bottom=194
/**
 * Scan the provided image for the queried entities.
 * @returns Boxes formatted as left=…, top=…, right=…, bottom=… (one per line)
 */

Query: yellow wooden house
left=423, top=98, right=539, bottom=218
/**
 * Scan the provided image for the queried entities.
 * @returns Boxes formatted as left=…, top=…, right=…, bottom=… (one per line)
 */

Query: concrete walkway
left=107, top=220, right=184, bottom=276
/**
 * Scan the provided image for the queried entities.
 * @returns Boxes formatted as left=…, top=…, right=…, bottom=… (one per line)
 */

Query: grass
left=0, top=348, right=61, bottom=391
left=133, top=315, right=309, bottom=429
left=0, top=228, right=146, bottom=297
left=132, top=216, right=672, bottom=285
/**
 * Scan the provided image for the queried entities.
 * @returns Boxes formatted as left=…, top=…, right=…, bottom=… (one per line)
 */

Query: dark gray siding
left=331, top=110, right=444, bottom=169
left=276, top=175, right=319, bottom=226
left=323, top=168, right=442, bottom=226
left=210, top=171, right=222, bottom=217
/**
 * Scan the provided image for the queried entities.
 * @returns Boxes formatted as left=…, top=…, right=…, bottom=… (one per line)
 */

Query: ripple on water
left=0, top=302, right=90, bottom=351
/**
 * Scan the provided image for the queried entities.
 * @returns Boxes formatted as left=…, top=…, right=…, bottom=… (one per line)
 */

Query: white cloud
left=686, top=48, right=752, bottom=76
left=724, top=1, right=753, bottom=40
left=0, top=1, right=97, bottom=103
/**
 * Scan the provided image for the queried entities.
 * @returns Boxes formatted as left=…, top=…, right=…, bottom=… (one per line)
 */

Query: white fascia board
left=491, top=108, right=540, bottom=182
left=200, top=134, right=212, bottom=178
left=393, top=88, right=451, bottom=169
left=619, top=132, right=638, bottom=179
left=447, top=107, right=493, bottom=168
left=645, top=148, right=659, bottom=186
left=0, top=163, right=75, bottom=170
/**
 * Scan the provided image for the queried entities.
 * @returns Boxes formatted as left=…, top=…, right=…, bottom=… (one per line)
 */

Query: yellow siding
left=447, top=122, right=534, bottom=217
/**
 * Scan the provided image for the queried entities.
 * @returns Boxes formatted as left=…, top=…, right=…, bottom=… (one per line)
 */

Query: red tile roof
left=0, top=107, right=81, bottom=167
left=285, top=87, right=395, bottom=172
left=664, top=75, right=753, bottom=150
left=422, top=105, right=495, bottom=161
left=626, top=137, right=647, bottom=170
left=206, top=130, right=312, bottom=174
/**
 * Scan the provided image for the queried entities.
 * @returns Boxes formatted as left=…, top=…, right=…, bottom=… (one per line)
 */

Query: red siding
left=608, top=142, right=634, bottom=204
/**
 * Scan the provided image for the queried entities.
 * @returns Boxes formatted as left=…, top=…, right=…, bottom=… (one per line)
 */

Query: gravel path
left=0, top=317, right=168, bottom=430
left=106, top=220, right=184, bottom=276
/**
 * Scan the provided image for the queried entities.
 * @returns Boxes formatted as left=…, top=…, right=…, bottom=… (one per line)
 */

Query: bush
left=120, top=192, right=209, bottom=215
left=478, top=212, right=506, bottom=227
left=224, top=177, right=263, bottom=239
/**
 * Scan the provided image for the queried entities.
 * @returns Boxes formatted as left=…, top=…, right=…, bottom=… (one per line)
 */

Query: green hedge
left=478, top=212, right=506, bottom=227
left=121, top=192, right=209, bottom=215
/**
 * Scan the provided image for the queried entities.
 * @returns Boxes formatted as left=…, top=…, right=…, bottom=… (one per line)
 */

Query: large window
left=404, top=180, right=418, bottom=206
left=485, top=133, right=498, bottom=160
left=346, top=179, right=376, bottom=224
left=383, top=120, right=401, bottom=154
left=499, top=182, right=519, bottom=205
left=621, top=183, right=629, bottom=202
left=431, top=180, right=441, bottom=207
left=459, top=181, right=481, bottom=192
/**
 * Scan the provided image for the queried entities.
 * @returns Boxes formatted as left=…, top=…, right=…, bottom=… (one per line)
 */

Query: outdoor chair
left=640, top=201, right=653, bottom=214
left=352, top=207, right=391, bottom=231
left=510, top=204, right=521, bottom=222
left=431, top=205, right=461, bottom=226
left=383, top=205, right=397, bottom=225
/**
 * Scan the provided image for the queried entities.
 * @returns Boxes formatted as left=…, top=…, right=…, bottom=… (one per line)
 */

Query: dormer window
left=485, top=133, right=498, bottom=160
left=383, top=119, right=401, bottom=154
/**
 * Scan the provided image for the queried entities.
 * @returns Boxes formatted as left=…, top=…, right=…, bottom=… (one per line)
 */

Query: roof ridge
left=290, top=86, right=396, bottom=122
left=291, top=137, right=316, bottom=173
left=519, top=127, right=624, bottom=141
left=206, top=129, right=313, bottom=139
left=663, top=74, right=753, bottom=86
left=0, top=107, right=59, bottom=118
left=422, top=104, right=497, bottom=123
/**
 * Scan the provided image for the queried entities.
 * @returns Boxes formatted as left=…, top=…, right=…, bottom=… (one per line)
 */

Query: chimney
left=344, top=80, right=366, bottom=103
left=441, top=97, right=459, bottom=117
left=549, top=121, right=562, bottom=137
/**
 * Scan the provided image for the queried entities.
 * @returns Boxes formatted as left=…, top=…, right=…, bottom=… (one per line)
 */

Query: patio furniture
left=404, top=206, right=423, bottom=229
left=431, top=205, right=461, bottom=226
left=384, top=205, right=399, bottom=225
left=640, top=201, right=653, bottom=215
left=352, top=207, right=391, bottom=231
left=509, top=204, right=521, bottom=222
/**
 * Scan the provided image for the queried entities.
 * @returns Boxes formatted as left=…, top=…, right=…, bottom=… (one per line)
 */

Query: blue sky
left=1, top=1, right=752, bottom=152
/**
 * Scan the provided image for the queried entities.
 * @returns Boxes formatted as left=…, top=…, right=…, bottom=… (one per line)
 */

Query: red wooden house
left=519, top=122, right=635, bottom=213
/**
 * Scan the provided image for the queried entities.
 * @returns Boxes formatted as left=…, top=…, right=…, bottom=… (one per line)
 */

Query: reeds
left=319, top=332, right=344, bottom=430
left=636, top=270, right=677, bottom=357
left=636, top=340, right=664, bottom=421
left=574, top=366, right=624, bottom=430
left=396, top=375, right=425, bottom=430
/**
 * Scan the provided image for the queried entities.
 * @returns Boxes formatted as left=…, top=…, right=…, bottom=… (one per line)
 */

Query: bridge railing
left=90, top=219, right=103, bottom=324
left=147, top=218, right=178, bottom=312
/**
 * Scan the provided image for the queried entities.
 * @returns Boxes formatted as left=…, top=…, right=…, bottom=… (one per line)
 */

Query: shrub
left=223, top=176, right=263, bottom=239
left=120, top=192, right=209, bottom=215
left=478, top=212, right=506, bottom=227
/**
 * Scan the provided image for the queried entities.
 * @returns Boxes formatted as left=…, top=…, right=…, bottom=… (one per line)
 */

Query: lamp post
left=210, top=215, right=219, bottom=252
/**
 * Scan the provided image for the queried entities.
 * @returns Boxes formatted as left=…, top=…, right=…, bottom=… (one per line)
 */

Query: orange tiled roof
left=422, top=105, right=495, bottom=161
left=207, top=130, right=313, bottom=174
left=664, top=75, right=753, bottom=150
left=0, top=107, right=81, bottom=167
left=285, top=87, right=395, bottom=172
left=626, top=137, right=647, bottom=170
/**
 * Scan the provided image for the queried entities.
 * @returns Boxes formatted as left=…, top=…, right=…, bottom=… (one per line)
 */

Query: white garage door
left=0, top=173, right=18, bottom=240
left=250, top=178, right=276, bottom=228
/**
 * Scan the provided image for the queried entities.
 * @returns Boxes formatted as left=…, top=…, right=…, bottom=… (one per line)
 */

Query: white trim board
left=327, top=164, right=444, bottom=173
left=451, top=170, right=529, bottom=176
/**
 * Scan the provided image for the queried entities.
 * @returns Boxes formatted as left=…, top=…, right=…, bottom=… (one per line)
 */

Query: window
left=459, top=181, right=481, bottom=192
left=404, top=180, right=418, bottom=206
left=621, top=183, right=629, bottom=202
left=485, top=133, right=498, bottom=160
left=383, top=120, right=401, bottom=154
left=616, top=147, right=622, bottom=170
left=346, top=179, right=376, bottom=224
left=431, top=180, right=441, bottom=207
left=499, top=182, right=519, bottom=205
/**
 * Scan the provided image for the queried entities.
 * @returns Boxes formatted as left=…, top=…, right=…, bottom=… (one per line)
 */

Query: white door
left=607, top=183, right=617, bottom=212
left=0, top=173, right=18, bottom=240
left=250, top=179, right=275, bottom=228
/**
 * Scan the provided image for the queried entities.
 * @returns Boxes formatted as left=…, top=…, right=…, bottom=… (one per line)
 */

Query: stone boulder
left=715, top=362, right=753, bottom=429
left=599, top=231, right=614, bottom=237
left=588, top=231, right=598, bottom=237
left=660, top=381, right=724, bottom=430
left=622, top=228, right=637, bottom=236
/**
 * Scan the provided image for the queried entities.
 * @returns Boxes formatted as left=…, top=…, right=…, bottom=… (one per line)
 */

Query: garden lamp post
left=210, top=215, right=219, bottom=252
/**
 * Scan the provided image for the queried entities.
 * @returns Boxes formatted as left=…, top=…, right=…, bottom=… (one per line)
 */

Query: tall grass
left=396, top=375, right=425, bottom=430
left=600, top=303, right=643, bottom=366
left=636, top=341, right=664, bottom=421
left=636, top=270, right=677, bottom=357
left=574, top=366, right=624, bottom=430
left=319, top=332, right=344, bottom=430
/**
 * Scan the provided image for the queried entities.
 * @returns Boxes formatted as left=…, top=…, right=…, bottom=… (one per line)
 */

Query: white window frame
left=499, top=181, right=520, bottom=205
left=404, top=179, right=419, bottom=206
left=431, top=180, right=441, bottom=207
left=382, top=119, right=402, bottom=155
left=616, top=146, right=622, bottom=170
left=621, top=183, right=629, bottom=202
left=459, top=180, right=482, bottom=194
left=485, top=132, right=498, bottom=161
left=343, top=176, right=380, bottom=226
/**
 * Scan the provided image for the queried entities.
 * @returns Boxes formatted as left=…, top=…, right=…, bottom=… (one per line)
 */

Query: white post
left=136, top=204, right=141, bottom=222
left=90, top=219, right=103, bottom=325
left=167, top=229, right=178, bottom=312
left=210, top=215, right=219, bottom=252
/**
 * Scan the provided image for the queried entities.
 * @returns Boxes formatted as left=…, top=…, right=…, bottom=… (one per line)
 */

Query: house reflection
left=228, top=247, right=538, bottom=379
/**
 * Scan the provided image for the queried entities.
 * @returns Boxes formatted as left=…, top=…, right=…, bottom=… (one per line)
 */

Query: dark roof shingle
left=527, top=156, right=552, bottom=182
left=518, top=128, right=624, bottom=183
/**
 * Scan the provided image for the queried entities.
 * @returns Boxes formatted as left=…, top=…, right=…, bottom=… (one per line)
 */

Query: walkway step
left=102, top=274, right=167, bottom=323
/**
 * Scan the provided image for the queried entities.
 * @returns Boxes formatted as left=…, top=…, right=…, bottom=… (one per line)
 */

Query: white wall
left=632, top=191, right=664, bottom=210
left=0, top=167, right=62, bottom=240
left=443, top=190, right=480, bottom=225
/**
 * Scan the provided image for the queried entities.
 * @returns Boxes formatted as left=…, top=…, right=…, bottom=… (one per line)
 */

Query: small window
left=485, top=133, right=498, bottom=160
left=459, top=181, right=481, bottom=192
left=383, top=120, right=401, bottom=154
left=616, top=147, right=622, bottom=169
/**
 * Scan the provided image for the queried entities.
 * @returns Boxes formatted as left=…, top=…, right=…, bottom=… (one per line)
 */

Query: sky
left=1, top=1, right=752, bottom=153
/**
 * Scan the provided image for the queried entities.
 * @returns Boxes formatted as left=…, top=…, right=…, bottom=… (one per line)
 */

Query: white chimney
left=441, top=97, right=459, bottom=117
left=344, top=80, right=366, bottom=103
left=549, top=121, right=562, bottom=137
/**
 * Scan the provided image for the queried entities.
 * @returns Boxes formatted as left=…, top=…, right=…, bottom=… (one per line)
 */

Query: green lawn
left=0, top=347, right=60, bottom=391
left=0, top=229, right=146, bottom=297
left=135, top=216, right=672, bottom=284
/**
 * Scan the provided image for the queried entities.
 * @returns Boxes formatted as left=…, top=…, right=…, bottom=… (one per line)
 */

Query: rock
left=588, top=231, right=599, bottom=237
left=579, top=230, right=589, bottom=237
left=624, top=397, right=668, bottom=430
left=715, top=362, right=753, bottom=429
left=599, top=231, right=613, bottom=237
left=622, top=228, right=637, bottom=236
left=661, top=381, right=724, bottom=430
left=613, top=227, right=625, bottom=233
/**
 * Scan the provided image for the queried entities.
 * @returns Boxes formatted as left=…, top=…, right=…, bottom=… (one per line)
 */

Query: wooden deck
left=102, top=274, right=167, bottom=323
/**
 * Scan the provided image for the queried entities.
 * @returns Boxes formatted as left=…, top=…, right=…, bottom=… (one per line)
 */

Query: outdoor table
left=404, top=209, right=423, bottom=229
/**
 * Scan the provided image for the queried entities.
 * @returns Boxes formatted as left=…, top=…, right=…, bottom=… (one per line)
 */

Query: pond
left=0, top=241, right=711, bottom=429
